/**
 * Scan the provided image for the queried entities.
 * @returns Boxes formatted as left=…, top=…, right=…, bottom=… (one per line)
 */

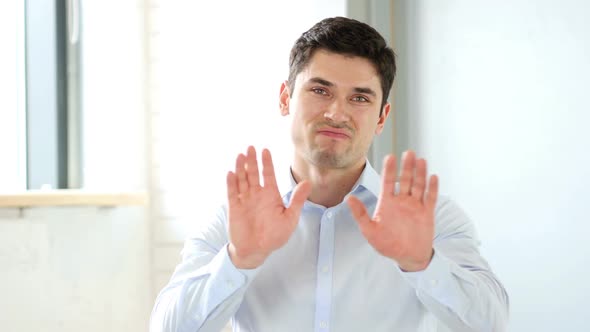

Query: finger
left=398, top=150, right=416, bottom=195
left=380, top=155, right=397, bottom=196
left=425, top=174, right=439, bottom=211
left=235, top=153, right=248, bottom=194
left=411, top=158, right=427, bottom=201
left=261, top=149, right=279, bottom=190
left=346, top=195, right=376, bottom=235
left=286, top=180, right=311, bottom=214
left=246, top=146, right=261, bottom=188
left=226, top=171, right=240, bottom=206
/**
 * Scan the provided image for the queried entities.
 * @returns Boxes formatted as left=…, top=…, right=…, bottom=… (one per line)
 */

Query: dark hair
left=288, top=16, right=396, bottom=113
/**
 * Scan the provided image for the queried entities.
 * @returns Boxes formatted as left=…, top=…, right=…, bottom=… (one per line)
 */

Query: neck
left=291, top=156, right=366, bottom=208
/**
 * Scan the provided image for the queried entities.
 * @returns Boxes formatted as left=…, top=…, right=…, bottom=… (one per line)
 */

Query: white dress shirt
left=150, top=161, right=509, bottom=332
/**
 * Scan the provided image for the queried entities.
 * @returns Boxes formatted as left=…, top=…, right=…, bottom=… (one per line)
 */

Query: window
left=26, top=0, right=82, bottom=190
left=0, top=0, right=26, bottom=191
left=0, top=0, right=82, bottom=191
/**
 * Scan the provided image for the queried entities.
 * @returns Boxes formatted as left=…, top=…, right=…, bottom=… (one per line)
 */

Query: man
left=150, top=16, right=509, bottom=332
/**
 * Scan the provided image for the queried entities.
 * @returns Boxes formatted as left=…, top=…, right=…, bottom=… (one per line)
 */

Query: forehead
left=298, top=49, right=382, bottom=94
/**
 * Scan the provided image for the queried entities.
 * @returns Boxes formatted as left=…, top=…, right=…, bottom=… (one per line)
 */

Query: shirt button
left=319, top=321, right=328, bottom=328
left=326, top=211, right=333, bottom=218
left=429, top=279, right=438, bottom=287
left=321, top=265, right=329, bottom=273
left=227, top=280, right=235, bottom=288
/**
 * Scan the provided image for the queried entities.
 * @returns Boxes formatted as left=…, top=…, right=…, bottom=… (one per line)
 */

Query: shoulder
left=434, top=194, right=463, bottom=217
left=433, top=195, right=479, bottom=240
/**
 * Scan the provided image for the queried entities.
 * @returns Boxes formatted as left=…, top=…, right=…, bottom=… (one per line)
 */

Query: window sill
left=0, top=190, right=149, bottom=208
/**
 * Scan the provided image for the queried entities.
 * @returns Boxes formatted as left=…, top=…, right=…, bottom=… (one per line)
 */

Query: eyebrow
left=308, top=77, right=377, bottom=97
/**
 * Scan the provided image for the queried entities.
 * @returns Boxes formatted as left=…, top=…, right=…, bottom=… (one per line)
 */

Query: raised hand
left=227, top=146, right=311, bottom=269
left=347, top=151, right=439, bottom=272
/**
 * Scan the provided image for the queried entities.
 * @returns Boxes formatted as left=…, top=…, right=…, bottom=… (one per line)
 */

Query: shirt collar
left=278, top=159, right=382, bottom=201
left=351, top=160, right=381, bottom=197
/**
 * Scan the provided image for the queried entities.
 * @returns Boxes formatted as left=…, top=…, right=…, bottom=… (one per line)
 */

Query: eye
left=351, top=95, right=369, bottom=103
left=311, top=87, right=329, bottom=95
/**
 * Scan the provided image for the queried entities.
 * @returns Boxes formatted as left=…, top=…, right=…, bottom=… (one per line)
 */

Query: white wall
left=394, top=0, right=590, bottom=330
left=0, top=206, right=150, bottom=332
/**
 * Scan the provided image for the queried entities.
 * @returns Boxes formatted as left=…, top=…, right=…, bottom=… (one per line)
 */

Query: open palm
left=227, top=146, right=311, bottom=269
left=347, top=151, right=438, bottom=272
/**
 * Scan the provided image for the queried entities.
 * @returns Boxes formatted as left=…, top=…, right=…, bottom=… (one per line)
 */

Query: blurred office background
left=0, top=0, right=588, bottom=331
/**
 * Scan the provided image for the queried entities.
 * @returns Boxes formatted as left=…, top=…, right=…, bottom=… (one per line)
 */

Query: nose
left=323, top=98, right=350, bottom=123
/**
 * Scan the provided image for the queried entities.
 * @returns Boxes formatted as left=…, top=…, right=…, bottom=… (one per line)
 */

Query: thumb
left=346, top=195, right=373, bottom=225
left=346, top=195, right=375, bottom=237
left=286, top=180, right=312, bottom=214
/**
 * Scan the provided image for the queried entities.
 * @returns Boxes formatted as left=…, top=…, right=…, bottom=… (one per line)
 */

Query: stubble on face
left=303, top=119, right=359, bottom=169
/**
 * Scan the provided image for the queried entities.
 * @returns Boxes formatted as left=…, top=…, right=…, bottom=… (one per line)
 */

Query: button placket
left=314, top=209, right=336, bottom=332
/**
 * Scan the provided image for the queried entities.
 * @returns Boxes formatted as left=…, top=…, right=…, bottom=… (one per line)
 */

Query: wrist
left=399, top=249, right=434, bottom=272
left=228, top=243, right=268, bottom=269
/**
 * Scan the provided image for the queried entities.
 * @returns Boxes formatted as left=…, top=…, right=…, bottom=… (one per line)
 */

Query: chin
left=309, top=150, right=349, bottom=169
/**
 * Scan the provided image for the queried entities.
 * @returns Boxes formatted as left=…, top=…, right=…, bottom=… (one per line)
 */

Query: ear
left=374, top=103, right=391, bottom=135
left=279, top=81, right=291, bottom=116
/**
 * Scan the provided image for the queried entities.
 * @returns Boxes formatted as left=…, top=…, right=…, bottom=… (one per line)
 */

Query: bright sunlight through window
left=0, top=0, right=26, bottom=192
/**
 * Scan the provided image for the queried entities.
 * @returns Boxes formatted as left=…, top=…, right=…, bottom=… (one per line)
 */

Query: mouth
left=316, top=128, right=351, bottom=139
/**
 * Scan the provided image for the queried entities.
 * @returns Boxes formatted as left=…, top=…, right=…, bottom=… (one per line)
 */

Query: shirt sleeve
left=149, top=205, right=260, bottom=332
left=400, top=197, right=510, bottom=332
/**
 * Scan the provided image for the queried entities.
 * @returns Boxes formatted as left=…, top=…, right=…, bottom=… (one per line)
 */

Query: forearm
left=150, top=244, right=259, bottom=332
left=402, top=250, right=509, bottom=332
left=150, top=280, right=244, bottom=332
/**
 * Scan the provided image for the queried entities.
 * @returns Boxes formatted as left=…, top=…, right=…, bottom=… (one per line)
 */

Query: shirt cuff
left=196, top=244, right=260, bottom=320
left=226, top=243, right=262, bottom=282
left=191, top=244, right=260, bottom=330
left=207, top=243, right=261, bottom=293
left=399, top=250, right=471, bottom=316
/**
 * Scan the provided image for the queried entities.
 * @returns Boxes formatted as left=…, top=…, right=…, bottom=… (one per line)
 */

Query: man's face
left=280, top=49, right=390, bottom=170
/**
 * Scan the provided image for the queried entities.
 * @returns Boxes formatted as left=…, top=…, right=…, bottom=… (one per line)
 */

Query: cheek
left=295, top=105, right=323, bottom=127
left=356, top=120, right=380, bottom=141
left=364, top=113, right=383, bottom=133
left=300, top=95, right=329, bottom=115
left=290, top=113, right=307, bottom=140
